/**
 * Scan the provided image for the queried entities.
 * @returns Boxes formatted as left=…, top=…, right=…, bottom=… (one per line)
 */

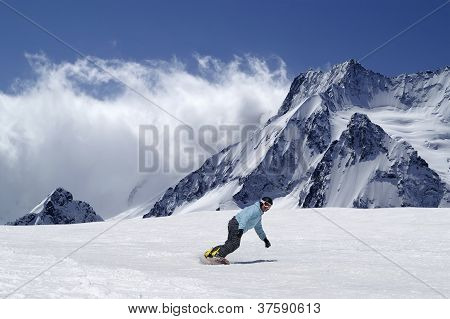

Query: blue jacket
left=235, top=202, right=266, bottom=240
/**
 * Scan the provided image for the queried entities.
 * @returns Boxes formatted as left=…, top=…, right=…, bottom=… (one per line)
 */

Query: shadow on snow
left=230, top=259, right=278, bottom=265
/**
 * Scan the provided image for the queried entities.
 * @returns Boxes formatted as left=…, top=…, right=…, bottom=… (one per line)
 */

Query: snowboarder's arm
left=254, top=220, right=266, bottom=241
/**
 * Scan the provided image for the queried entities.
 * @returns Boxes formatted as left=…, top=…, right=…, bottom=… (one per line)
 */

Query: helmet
left=261, top=196, right=273, bottom=205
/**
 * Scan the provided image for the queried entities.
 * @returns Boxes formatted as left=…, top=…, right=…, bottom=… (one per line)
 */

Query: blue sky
left=0, top=0, right=449, bottom=89
left=0, top=0, right=448, bottom=219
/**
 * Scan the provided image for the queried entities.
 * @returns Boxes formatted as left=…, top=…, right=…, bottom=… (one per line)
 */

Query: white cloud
left=0, top=53, right=290, bottom=221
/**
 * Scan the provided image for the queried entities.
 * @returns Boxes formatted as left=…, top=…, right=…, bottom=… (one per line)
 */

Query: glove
left=263, top=238, right=271, bottom=248
left=238, top=229, right=244, bottom=237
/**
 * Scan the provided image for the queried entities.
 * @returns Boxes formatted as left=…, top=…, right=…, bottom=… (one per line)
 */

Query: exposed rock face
left=301, top=113, right=445, bottom=208
left=232, top=102, right=332, bottom=207
left=8, top=188, right=103, bottom=225
left=143, top=146, right=236, bottom=217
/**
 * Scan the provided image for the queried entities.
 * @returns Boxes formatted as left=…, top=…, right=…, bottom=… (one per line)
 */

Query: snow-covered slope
left=7, top=188, right=104, bottom=225
left=143, top=60, right=450, bottom=217
left=1, top=207, right=449, bottom=298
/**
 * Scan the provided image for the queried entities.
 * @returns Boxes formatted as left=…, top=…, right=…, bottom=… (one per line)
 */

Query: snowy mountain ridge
left=143, top=60, right=450, bottom=217
left=278, top=59, right=449, bottom=116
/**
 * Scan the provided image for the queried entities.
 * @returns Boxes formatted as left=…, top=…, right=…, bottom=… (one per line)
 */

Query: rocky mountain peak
left=276, top=59, right=390, bottom=117
left=301, top=113, right=445, bottom=208
left=7, top=187, right=104, bottom=225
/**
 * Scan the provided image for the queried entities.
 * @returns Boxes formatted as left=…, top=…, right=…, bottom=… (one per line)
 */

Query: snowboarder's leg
left=207, top=217, right=242, bottom=258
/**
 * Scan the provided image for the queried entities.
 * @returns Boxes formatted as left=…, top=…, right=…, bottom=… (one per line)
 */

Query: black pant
left=213, top=217, right=243, bottom=258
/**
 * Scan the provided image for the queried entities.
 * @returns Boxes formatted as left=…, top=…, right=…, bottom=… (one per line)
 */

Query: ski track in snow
left=1, top=208, right=449, bottom=298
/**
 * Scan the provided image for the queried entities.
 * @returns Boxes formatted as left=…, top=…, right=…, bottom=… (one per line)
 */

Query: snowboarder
left=203, top=197, right=273, bottom=264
